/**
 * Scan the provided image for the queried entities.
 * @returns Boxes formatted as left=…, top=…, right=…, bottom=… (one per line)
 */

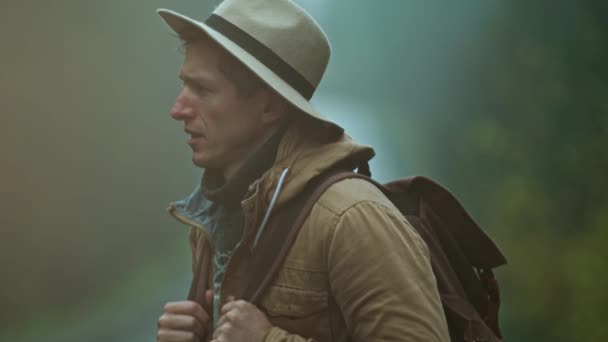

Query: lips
left=185, top=128, right=205, bottom=147
left=185, top=128, right=205, bottom=139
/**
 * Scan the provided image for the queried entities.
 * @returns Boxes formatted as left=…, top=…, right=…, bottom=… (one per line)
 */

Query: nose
left=170, top=89, right=194, bottom=121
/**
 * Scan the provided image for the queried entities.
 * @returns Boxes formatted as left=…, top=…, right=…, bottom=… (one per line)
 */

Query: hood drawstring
left=253, top=167, right=289, bottom=249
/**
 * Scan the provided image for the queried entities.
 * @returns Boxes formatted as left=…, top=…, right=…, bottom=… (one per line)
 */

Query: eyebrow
left=178, top=72, right=217, bottom=85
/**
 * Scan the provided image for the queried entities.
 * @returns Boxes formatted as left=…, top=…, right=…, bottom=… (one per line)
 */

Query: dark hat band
left=205, top=14, right=315, bottom=100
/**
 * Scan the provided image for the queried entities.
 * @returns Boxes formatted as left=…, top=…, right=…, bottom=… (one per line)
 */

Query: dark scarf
left=200, top=126, right=286, bottom=251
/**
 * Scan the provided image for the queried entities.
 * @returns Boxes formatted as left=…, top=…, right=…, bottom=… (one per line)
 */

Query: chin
left=191, top=151, right=221, bottom=170
left=191, top=153, right=208, bottom=168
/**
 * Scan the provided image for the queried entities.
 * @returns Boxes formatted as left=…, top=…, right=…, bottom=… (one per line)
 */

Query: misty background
left=1, top=0, right=607, bottom=341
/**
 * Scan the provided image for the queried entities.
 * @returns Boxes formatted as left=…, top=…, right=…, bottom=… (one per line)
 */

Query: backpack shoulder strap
left=244, top=170, right=364, bottom=304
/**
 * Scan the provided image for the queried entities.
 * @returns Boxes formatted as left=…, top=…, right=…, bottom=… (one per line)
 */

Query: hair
left=177, top=28, right=267, bottom=97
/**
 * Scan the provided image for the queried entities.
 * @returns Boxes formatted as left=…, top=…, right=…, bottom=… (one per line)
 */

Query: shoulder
left=312, top=177, right=428, bottom=257
left=308, top=177, right=420, bottom=244
left=291, top=176, right=431, bottom=276
left=315, top=177, right=398, bottom=217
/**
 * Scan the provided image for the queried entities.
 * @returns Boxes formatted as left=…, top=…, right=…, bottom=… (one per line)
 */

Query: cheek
left=218, top=114, right=255, bottom=143
left=233, top=97, right=264, bottom=128
left=193, top=98, right=220, bottom=130
left=202, top=93, right=264, bottom=145
left=232, top=107, right=264, bottom=138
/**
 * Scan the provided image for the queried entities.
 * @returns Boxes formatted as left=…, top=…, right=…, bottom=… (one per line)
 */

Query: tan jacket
left=168, top=117, right=450, bottom=341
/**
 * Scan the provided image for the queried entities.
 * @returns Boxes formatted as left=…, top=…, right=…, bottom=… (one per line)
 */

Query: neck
left=222, top=125, right=282, bottom=181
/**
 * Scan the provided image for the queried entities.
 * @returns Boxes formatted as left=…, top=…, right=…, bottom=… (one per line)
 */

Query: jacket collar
left=169, top=115, right=376, bottom=233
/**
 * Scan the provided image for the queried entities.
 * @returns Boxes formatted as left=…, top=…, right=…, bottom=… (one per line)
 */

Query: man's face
left=170, top=38, right=269, bottom=174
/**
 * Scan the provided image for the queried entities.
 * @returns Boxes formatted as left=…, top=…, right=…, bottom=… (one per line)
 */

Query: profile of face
left=170, top=37, right=283, bottom=178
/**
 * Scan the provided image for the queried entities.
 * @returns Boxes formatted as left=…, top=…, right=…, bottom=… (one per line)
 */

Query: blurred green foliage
left=0, top=0, right=606, bottom=341
left=433, top=1, right=608, bottom=341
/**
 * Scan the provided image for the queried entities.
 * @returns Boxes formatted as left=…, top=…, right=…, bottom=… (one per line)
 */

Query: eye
left=183, top=80, right=208, bottom=95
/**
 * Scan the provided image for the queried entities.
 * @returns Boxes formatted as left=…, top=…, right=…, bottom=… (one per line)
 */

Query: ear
left=260, top=91, right=289, bottom=125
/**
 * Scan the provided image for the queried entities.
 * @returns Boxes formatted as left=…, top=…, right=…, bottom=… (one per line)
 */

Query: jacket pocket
left=260, top=285, right=328, bottom=318
left=258, top=267, right=331, bottom=341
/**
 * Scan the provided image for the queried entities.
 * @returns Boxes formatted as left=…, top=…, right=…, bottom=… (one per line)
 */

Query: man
left=156, top=0, right=450, bottom=341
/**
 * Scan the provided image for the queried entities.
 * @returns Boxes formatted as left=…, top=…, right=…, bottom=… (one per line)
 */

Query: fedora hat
left=157, top=0, right=341, bottom=131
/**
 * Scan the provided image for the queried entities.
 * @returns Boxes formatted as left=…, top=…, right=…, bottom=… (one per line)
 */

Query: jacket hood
left=252, top=115, right=375, bottom=211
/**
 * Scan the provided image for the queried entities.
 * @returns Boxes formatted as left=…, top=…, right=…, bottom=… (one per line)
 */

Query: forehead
left=180, top=37, right=225, bottom=78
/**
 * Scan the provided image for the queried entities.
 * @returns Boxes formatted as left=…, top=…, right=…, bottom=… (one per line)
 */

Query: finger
left=158, top=313, right=204, bottom=337
left=164, top=301, right=209, bottom=328
left=157, top=328, right=198, bottom=342
left=205, top=289, right=214, bottom=310
left=221, top=299, right=245, bottom=314
left=193, top=286, right=206, bottom=305
left=216, top=309, right=237, bottom=329
left=220, top=299, right=238, bottom=314
left=212, top=322, right=232, bottom=340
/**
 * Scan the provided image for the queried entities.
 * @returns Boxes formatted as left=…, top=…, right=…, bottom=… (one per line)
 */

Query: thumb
left=193, top=286, right=210, bottom=309
left=205, top=289, right=214, bottom=309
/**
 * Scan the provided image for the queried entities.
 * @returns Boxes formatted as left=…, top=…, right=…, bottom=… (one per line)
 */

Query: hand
left=211, top=298, right=272, bottom=342
left=157, top=289, right=213, bottom=342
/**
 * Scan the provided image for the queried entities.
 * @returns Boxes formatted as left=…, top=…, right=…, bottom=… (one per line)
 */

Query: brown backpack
left=243, top=165, right=507, bottom=342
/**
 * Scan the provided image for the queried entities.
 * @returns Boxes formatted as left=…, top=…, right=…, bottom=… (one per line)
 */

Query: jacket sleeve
left=326, top=200, right=449, bottom=341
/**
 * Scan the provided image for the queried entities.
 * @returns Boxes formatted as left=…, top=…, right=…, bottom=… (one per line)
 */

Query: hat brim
left=157, top=9, right=342, bottom=132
